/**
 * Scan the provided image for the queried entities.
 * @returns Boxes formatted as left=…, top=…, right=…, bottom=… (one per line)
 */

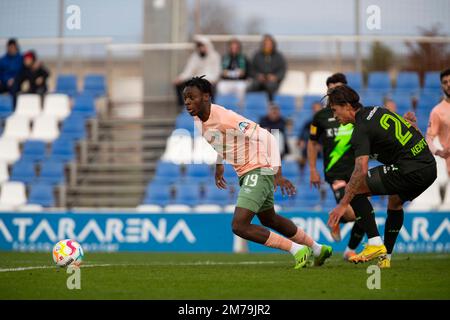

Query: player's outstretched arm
left=328, top=155, right=370, bottom=226
left=307, top=139, right=321, bottom=188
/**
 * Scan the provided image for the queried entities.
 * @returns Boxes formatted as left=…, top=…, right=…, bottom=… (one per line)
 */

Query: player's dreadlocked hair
left=325, top=84, right=363, bottom=110
left=184, top=75, right=213, bottom=96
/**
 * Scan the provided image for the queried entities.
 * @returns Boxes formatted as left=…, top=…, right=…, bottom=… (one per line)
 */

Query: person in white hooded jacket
left=173, top=36, right=221, bottom=107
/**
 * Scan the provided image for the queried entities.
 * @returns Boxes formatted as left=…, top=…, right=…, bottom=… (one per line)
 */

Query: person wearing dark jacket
left=248, top=35, right=286, bottom=101
left=217, top=38, right=249, bottom=103
left=259, top=104, right=290, bottom=158
left=16, top=50, right=50, bottom=95
left=0, top=38, right=23, bottom=100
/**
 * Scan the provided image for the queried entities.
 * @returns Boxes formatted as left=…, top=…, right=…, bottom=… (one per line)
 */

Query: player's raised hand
left=215, top=164, right=227, bottom=189
left=274, top=175, right=296, bottom=197
left=403, top=111, right=419, bottom=131
left=310, top=169, right=321, bottom=189
left=328, top=203, right=347, bottom=227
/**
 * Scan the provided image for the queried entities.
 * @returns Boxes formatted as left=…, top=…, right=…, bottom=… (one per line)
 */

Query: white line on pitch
left=0, top=261, right=282, bottom=273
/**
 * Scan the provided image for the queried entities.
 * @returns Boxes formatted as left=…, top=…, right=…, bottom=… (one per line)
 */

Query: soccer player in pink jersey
left=426, top=68, right=450, bottom=175
left=183, top=76, right=332, bottom=269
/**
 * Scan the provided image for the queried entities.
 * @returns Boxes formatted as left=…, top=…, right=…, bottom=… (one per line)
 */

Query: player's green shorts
left=236, top=167, right=275, bottom=213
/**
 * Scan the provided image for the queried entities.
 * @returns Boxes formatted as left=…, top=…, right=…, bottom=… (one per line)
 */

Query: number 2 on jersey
left=379, top=113, right=413, bottom=146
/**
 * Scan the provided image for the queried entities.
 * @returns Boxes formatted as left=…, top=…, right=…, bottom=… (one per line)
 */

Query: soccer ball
left=52, top=239, right=84, bottom=267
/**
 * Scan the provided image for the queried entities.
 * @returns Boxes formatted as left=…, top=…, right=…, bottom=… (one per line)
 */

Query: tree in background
left=364, top=41, right=395, bottom=72
left=405, top=24, right=450, bottom=82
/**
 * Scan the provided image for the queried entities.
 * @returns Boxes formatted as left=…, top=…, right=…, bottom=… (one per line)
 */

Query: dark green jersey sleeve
left=350, top=123, right=370, bottom=158
left=309, top=111, right=323, bottom=141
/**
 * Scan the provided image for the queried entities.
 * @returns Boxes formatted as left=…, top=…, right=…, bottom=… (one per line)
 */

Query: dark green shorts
left=236, top=168, right=275, bottom=213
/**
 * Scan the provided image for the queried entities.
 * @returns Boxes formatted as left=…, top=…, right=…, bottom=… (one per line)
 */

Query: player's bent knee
left=388, top=195, right=403, bottom=210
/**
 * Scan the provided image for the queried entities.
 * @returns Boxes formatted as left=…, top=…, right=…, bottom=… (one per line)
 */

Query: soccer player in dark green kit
left=327, top=85, right=437, bottom=268
left=308, top=73, right=365, bottom=261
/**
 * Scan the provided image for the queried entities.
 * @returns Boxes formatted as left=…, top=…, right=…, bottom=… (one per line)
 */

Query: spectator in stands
left=426, top=68, right=450, bottom=175
left=0, top=38, right=23, bottom=105
left=384, top=98, right=397, bottom=113
left=326, top=72, right=347, bottom=89
left=259, top=103, right=289, bottom=158
left=216, top=38, right=249, bottom=103
left=297, top=102, right=323, bottom=169
left=16, top=50, right=50, bottom=96
left=248, top=34, right=286, bottom=101
left=173, top=36, right=221, bottom=108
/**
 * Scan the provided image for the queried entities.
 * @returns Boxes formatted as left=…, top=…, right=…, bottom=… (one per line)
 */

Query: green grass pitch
left=1, top=251, right=449, bottom=300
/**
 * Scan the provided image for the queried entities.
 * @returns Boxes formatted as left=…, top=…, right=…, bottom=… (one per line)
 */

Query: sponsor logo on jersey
left=238, top=121, right=250, bottom=134
left=328, top=117, right=336, bottom=122
left=366, top=107, right=379, bottom=120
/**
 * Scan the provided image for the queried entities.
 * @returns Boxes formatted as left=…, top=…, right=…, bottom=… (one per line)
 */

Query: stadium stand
left=307, top=71, right=332, bottom=95
left=366, top=71, right=392, bottom=95
left=14, top=94, right=42, bottom=119
left=42, top=93, right=71, bottom=120
left=83, top=74, right=106, bottom=97
left=140, top=69, right=448, bottom=213
left=0, top=65, right=446, bottom=212
left=55, top=74, right=78, bottom=97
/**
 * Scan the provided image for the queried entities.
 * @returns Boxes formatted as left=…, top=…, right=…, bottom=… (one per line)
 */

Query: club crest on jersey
left=238, top=121, right=250, bottom=133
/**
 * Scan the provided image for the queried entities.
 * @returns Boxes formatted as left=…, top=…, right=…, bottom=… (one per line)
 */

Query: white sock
left=311, top=242, right=322, bottom=257
left=387, top=254, right=392, bottom=260
left=289, top=242, right=304, bottom=255
left=368, top=236, right=383, bottom=246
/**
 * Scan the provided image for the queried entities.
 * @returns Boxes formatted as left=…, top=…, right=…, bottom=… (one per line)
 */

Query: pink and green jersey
left=194, top=104, right=281, bottom=177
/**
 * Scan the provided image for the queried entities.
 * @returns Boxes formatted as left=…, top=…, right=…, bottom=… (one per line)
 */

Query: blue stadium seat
left=223, top=163, right=237, bottom=180
left=242, top=110, right=259, bottom=122
left=0, top=95, right=13, bottom=119
left=10, top=159, right=36, bottom=184
left=28, top=183, right=55, bottom=207
left=50, top=137, right=75, bottom=162
left=416, top=92, right=442, bottom=112
left=390, top=92, right=413, bottom=114
left=215, top=94, right=239, bottom=111
left=345, top=72, right=364, bottom=91
left=72, top=94, right=96, bottom=119
left=204, top=187, right=229, bottom=206
left=56, top=74, right=78, bottom=97
left=395, top=72, right=420, bottom=94
left=245, top=92, right=268, bottom=109
left=185, top=164, right=211, bottom=181
left=174, top=184, right=201, bottom=206
left=245, top=104, right=269, bottom=118
left=175, top=113, right=195, bottom=135
left=274, top=94, right=296, bottom=117
left=39, top=160, right=65, bottom=185
left=302, top=95, right=322, bottom=111
left=153, top=161, right=181, bottom=183
left=296, top=186, right=321, bottom=201
left=282, top=160, right=300, bottom=178
left=423, top=71, right=441, bottom=94
left=143, top=185, right=171, bottom=206
left=22, top=140, right=47, bottom=162
left=367, top=72, right=391, bottom=95
left=83, top=74, right=106, bottom=97
left=60, top=114, right=86, bottom=141
left=360, top=92, right=384, bottom=106
left=274, top=188, right=297, bottom=208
